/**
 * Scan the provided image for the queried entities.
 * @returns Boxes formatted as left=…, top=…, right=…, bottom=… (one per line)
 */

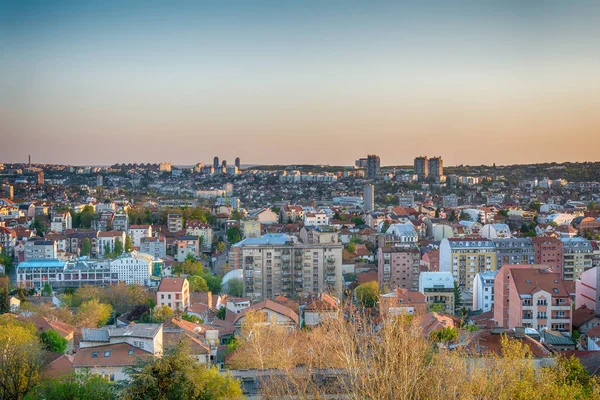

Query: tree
left=125, top=235, right=134, bottom=253
left=435, top=208, right=440, bottom=218
left=188, top=276, right=209, bottom=292
left=355, top=281, right=379, bottom=308
left=81, top=238, right=91, bottom=256
left=430, top=327, right=458, bottom=344
left=152, top=305, right=174, bottom=322
left=448, top=210, right=458, bottom=221
left=114, top=238, right=123, bottom=256
left=216, top=307, right=227, bottom=320
left=529, top=200, right=542, bottom=212
left=0, top=277, right=10, bottom=314
left=41, top=282, right=53, bottom=297
left=430, top=302, right=445, bottom=313
left=351, top=217, right=364, bottom=226
left=0, top=316, right=43, bottom=400
left=346, top=243, right=357, bottom=253
left=459, top=211, right=472, bottom=221
left=76, top=299, right=112, bottom=328
left=39, top=329, right=68, bottom=353
left=25, top=371, right=117, bottom=400
left=122, top=343, right=242, bottom=400
left=103, top=243, right=111, bottom=258
left=31, top=218, right=46, bottom=235
left=227, top=278, right=244, bottom=297
left=216, top=241, right=226, bottom=254
left=226, top=226, right=242, bottom=244
left=453, top=281, right=462, bottom=313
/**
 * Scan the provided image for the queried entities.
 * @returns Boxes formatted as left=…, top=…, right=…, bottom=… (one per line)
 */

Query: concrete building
left=419, top=271, right=455, bottom=315
left=439, top=238, right=497, bottom=293
left=167, top=214, right=183, bottom=233
left=109, top=252, right=157, bottom=285
left=140, top=236, right=166, bottom=259
left=480, top=223, right=512, bottom=239
left=242, top=220, right=262, bottom=239
left=97, top=231, right=126, bottom=258
left=531, top=237, right=564, bottom=278
left=363, top=183, right=374, bottom=212
left=176, top=236, right=200, bottom=262
left=157, top=278, right=190, bottom=312
left=493, top=238, right=535, bottom=269
left=576, top=267, right=600, bottom=315
left=472, top=271, right=497, bottom=313
left=397, top=194, right=415, bottom=208
left=414, top=156, right=428, bottom=181
left=379, top=288, right=427, bottom=318
left=128, top=225, right=152, bottom=248
left=229, top=233, right=343, bottom=301
left=50, top=212, right=72, bottom=233
left=303, top=211, right=329, bottom=227
left=185, top=220, right=213, bottom=250
left=366, top=154, right=380, bottom=180
left=378, top=246, right=421, bottom=292
left=493, top=264, right=572, bottom=333
left=24, top=239, right=57, bottom=261
left=428, top=156, right=443, bottom=181
left=561, top=237, right=594, bottom=281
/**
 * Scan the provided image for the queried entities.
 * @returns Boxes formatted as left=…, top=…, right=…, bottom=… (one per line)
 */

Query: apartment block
left=167, top=214, right=183, bottom=233
left=440, top=237, right=497, bottom=293
left=378, top=246, right=421, bottom=292
left=419, top=271, right=455, bottom=315
left=229, top=233, right=343, bottom=301
left=472, top=271, right=497, bottom=313
left=531, top=237, right=564, bottom=277
left=24, top=239, right=57, bottom=261
left=493, top=238, right=535, bottom=269
left=561, top=237, right=593, bottom=281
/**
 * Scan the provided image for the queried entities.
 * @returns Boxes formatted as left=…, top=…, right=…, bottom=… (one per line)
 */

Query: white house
left=480, top=224, right=512, bottom=239
left=128, top=225, right=152, bottom=247
left=472, top=271, right=497, bottom=313
left=185, top=221, right=213, bottom=250
left=97, top=231, right=126, bottom=258
left=303, top=211, right=329, bottom=227
left=385, top=223, right=418, bottom=244
left=50, top=212, right=72, bottom=233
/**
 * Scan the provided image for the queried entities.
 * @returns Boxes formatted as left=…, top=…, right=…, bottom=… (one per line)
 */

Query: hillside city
left=2, top=155, right=600, bottom=398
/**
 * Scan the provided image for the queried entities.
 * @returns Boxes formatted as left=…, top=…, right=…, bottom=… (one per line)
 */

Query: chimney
left=514, top=326, right=526, bottom=339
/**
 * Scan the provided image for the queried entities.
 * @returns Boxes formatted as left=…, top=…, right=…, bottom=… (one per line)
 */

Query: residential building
left=419, top=272, right=455, bottom=315
left=303, top=211, right=329, bottom=227
left=109, top=251, right=157, bottom=285
left=428, top=156, right=443, bottom=181
left=113, top=213, right=129, bottom=232
left=229, top=233, right=343, bottom=301
left=281, top=205, right=304, bottom=223
left=494, top=264, right=572, bottom=333
left=157, top=277, right=190, bottom=312
left=414, top=156, right=428, bottom=181
left=422, top=250, right=440, bottom=272
left=140, top=236, right=166, bottom=259
left=76, top=324, right=162, bottom=381
left=242, top=220, right=262, bottom=239
left=303, top=293, right=339, bottom=326
left=97, top=231, right=126, bottom=258
left=531, top=237, right=564, bottom=278
left=493, top=238, right=535, bottom=269
left=472, top=271, right=497, bottom=313
left=16, top=259, right=118, bottom=289
left=443, top=194, right=459, bottom=207
left=50, top=212, right=72, bottom=233
left=378, top=246, right=421, bottom=292
left=363, top=184, right=374, bottom=211
left=397, top=194, right=415, bottom=208
left=248, top=208, right=278, bottom=224
left=572, top=306, right=600, bottom=336
left=167, top=214, right=183, bottom=233
left=439, top=238, right=497, bottom=292
left=366, top=155, right=380, bottom=180
left=185, top=220, right=213, bottom=250
left=379, top=288, right=427, bottom=318
left=24, top=239, right=57, bottom=261
left=66, top=230, right=99, bottom=257
left=385, top=223, right=419, bottom=245
left=128, top=225, right=152, bottom=247
left=561, top=237, right=594, bottom=281
left=176, top=236, right=200, bottom=262
left=480, top=223, right=512, bottom=239
left=576, top=267, right=600, bottom=314
left=233, top=299, right=299, bottom=330
left=299, top=226, right=338, bottom=245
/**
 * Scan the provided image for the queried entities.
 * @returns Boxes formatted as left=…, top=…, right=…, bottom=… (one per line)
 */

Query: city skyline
left=2, top=1, right=600, bottom=165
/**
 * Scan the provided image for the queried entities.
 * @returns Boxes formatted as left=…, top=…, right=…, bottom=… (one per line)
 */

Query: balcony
left=295, top=278, right=303, bottom=283
left=295, top=287, right=303, bottom=292
left=282, top=272, right=291, bottom=277
left=295, top=264, right=303, bottom=270
left=282, top=255, right=291, bottom=261
left=326, top=276, right=336, bottom=283
left=326, top=257, right=336, bottom=264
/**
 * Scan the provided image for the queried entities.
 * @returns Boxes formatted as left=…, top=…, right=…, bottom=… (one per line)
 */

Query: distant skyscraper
left=222, top=160, right=227, bottom=168
left=235, top=157, right=241, bottom=169
left=355, top=158, right=368, bottom=168
left=28, top=155, right=31, bottom=168
left=414, top=156, right=428, bottom=181
left=363, top=183, right=374, bottom=211
left=213, top=157, right=219, bottom=169
left=366, top=155, right=380, bottom=179
left=428, top=157, right=443, bottom=180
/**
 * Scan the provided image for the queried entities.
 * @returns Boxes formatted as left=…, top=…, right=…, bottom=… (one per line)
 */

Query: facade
left=385, top=223, right=419, bottom=245
left=97, top=231, right=126, bottom=258
left=531, top=237, right=564, bottom=277
left=167, top=214, right=183, bottom=233
left=576, top=267, right=600, bottom=314
left=140, top=236, right=166, bottom=259
left=414, top=156, right=428, bottom=181
left=185, top=220, right=213, bottom=250
left=17, top=259, right=118, bottom=289
left=363, top=183, right=374, bottom=212
left=439, top=238, right=497, bottom=292
left=242, top=220, right=262, bottom=239
left=303, top=211, right=329, bottom=227
left=397, top=195, right=415, bottom=208
left=233, top=299, right=299, bottom=330
left=0, top=226, right=16, bottom=256
left=24, top=239, right=57, bottom=261
left=109, top=252, right=156, bottom=285
left=66, top=230, right=99, bottom=257
left=494, top=264, right=572, bottom=333
left=378, top=246, right=421, bottom=292
left=472, top=271, right=497, bottom=313
left=157, top=278, right=190, bottom=312
left=128, top=225, right=152, bottom=247
left=113, top=213, right=129, bottom=232
left=428, top=157, right=443, bottom=180
left=366, top=154, right=380, bottom=179
left=561, top=237, right=594, bottom=281
left=230, top=233, right=343, bottom=301
left=50, top=212, right=72, bottom=233
left=176, top=236, right=200, bottom=262
left=493, top=238, right=535, bottom=269
left=419, top=271, right=455, bottom=315
left=480, top=223, right=512, bottom=239
left=379, top=288, right=427, bottom=318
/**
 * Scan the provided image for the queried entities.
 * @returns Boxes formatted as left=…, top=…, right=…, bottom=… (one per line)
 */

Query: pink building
left=378, top=246, right=420, bottom=292
left=576, top=267, right=600, bottom=314
left=494, top=264, right=572, bottom=334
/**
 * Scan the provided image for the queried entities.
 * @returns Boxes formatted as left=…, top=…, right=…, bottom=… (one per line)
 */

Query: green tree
left=152, top=305, right=174, bottom=322
left=351, top=217, right=365, bottom=226
left=188, top=276, right=209, bottom=292
left=122, top=343, right=242, bottom=400
left=557, top=355, right=593, bottom=395
left=0, top=316, right=43, bottom=400
left=435, top=208, right=440, bottom=218
left=0, top=277, right=10, bottom=314
left=448, top=210, right=457, bottom=222
left=529, top=200, right=542, bottom=212
left=39, top=329, right=68, bottom=353
left=216, top=307, right=227, bottom=320
left=31, top=218, right=46, bottom=235
left=430, top=327, right=458, bottom=344
left=459, top=211, right=472, bottom=221
left=25, top=372, right=117, bottom=400
left=41, top=282, right=53, bottom=297
left=453, top=281, right=462, bottom=313
left=114, top=238, right=123, bottom=256
left=346, top=243, right=357, bottom=253
left=125, top=235, right=134, bottom=253
left=81, top=238, right=91, bottom=256
left=227, top=278, right=244, bottom=297
left=103, top=243, right=111, bottom=258
left=226, top=226, right=242, bottom=244
left=216, top=241, right=226, bottom=253
left=355, top=281, right=379, bottom=308
left=430, top=303, right=445, bottom=313
left=76, top=299, right=112, bottom=328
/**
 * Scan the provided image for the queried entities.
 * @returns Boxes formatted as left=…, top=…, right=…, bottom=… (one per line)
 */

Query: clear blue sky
left=1, top=1, right=599, bottom=166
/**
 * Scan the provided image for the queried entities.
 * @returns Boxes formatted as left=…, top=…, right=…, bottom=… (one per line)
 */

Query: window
left=92, top=352, right=98, bottom=358
left=129, top=349, right=134, bottom=355
left=104, top=351, right=111, bottom=357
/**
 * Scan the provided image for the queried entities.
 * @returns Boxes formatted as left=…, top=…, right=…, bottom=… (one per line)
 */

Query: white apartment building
left=128, top=225, right=152, bottom=247
left=472, top=271, right=497, bottom=313
left=24, top=239, right=57, bottom=261
left=185, top=221, right=213, bottom=250
left=97, top=231, right=126, bottom=258
left=50, top=212, right=72, bottom=233
left=303, top=212, right=329, bottom=227
left=109, top=251, right=155, bottom=285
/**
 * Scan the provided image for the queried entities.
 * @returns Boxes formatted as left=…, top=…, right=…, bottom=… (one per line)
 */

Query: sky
left=1, top=1, right=599, bottom=166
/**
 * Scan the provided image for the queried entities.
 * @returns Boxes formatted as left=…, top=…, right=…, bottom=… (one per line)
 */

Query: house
left=242, top=220, right=262, bottom=239
left=17, top=315, right=78, bottom=352
left=162, top=318, right=211, bottom=365
left=0, top=226, right=16, bottom=256
left=480, top=223, right=512, bottom=239
left=303, top=211, right=329, bottom=227
left=417, top=311, right=458, bottom=338
left=577, top=267, right=600, bottom=314
left=50, top=212, right=72, bottom=233
left=157, top=277, right=190, bottom=312
left=249, top=208, right=278, bottom=225
left=472, top=271, right=497, bottom=313
left=167, top=214, right=183, bottom=233
left=97, top=231, right=126, bottom=257
left=24, top=239, right=57, bottom=261
left=378, top=246, right=421, bottom=292
left=140, top=236, right=166, bottom=259
left=225, top=296, right=251, bottom=314
left=572, top=306, right=600, bottom=336
left=419, top=272, right=455, bottom=315
left=587, top=325, right=600, bottom=351
left=233, top=299, right=299, bottom=330
left=128, top=225, right=152, bottom=247
left=176, top=236, right=200, bottom=262
left=76, top=324, right=162, bottom=381
left=185, top=220, right=213, bottom=250
left=303, top=293, right=339, bottom=326
left=379, top=288, right=427, bottom=318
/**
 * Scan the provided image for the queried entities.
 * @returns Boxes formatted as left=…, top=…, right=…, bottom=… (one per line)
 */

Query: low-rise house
left=140, top=236, right=166, bottom=259
left=176, top=236, right=200, bottom=262
left=303, top=293, right=339, bottom=326
left=572, top=306, right=600, bottom=336
left=50, top=212, right=72, bottom=233
left=379, top=288, right=427, bottom=318
left=185, top=220, right=213, bottom=250
left=419, top=272, right=455, bottom=315
left=157, top=277, right=190, bottom=312
left=480, top=223, right=512, bottom=239
left=225, top=297, right=251, bottom=315
left=233, top=299, right=299, bottom=330
left=587, top=326, right=600, bottom=351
